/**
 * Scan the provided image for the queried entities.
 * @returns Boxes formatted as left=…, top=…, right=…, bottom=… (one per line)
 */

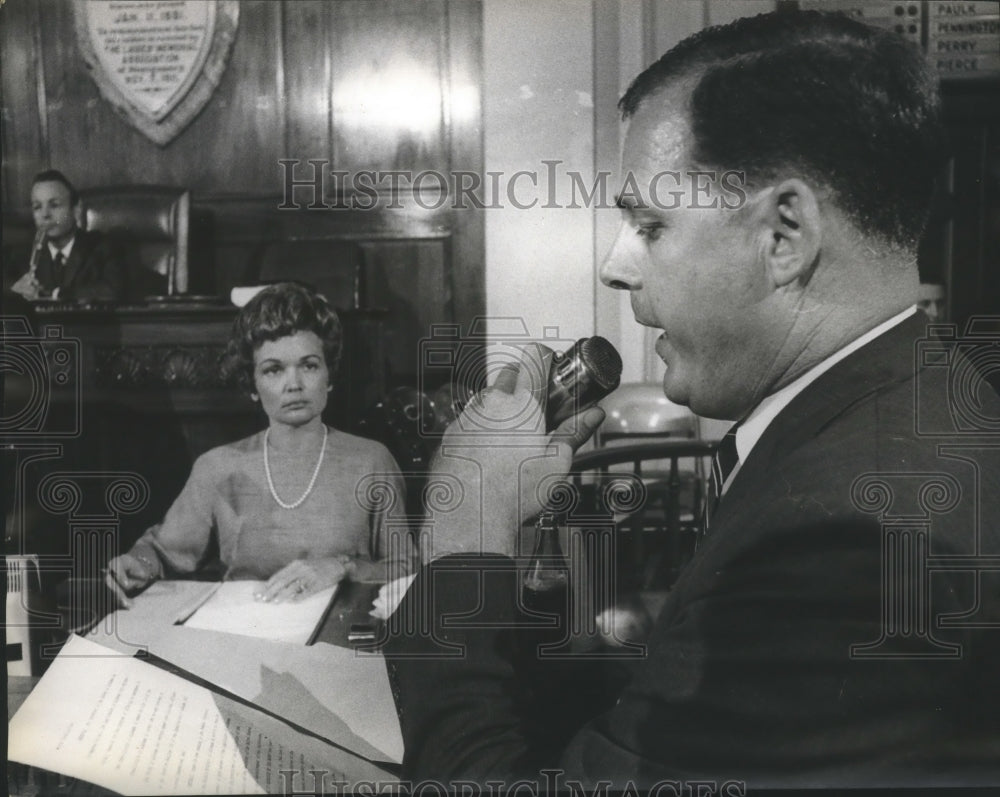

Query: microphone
left=28, top=227, right=46, bottom=276
left=545, top=336, right=622, bottom=431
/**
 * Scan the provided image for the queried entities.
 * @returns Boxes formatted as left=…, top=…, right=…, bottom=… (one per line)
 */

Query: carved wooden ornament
left=73, top=0, right=239, bottom=146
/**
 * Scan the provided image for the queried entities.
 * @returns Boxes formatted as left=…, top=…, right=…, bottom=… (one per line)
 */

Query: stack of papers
left=182, top=581, right=338, bottom=645
left=8, top=635, right=395, bottom=795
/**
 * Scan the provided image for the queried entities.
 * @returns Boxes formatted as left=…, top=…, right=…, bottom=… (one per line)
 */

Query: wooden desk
left=313, top=580, right=382, bottom=648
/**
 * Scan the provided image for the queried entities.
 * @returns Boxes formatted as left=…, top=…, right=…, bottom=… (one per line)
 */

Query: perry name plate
left=74, top=0, right=239, bottom=146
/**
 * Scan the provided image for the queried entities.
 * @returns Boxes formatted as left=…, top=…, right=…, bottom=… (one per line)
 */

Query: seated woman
left=106, top=282, right=413, bottom=606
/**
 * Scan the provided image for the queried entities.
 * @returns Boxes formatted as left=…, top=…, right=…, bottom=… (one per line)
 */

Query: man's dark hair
left=31, top=169, right=80, bottom=205
left=221, top=281, right=343, bottom=394
left=619, top=10, right=944, bottom=248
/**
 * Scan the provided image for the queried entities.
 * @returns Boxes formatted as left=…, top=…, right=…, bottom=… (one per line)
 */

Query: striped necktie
left=702, top=424, right=740, bottom=534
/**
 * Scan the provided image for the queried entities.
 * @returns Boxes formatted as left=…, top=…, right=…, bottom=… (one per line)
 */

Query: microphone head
left=579, top=335, right=623, bottom=393
left=546, top=336, right=623, bottom=429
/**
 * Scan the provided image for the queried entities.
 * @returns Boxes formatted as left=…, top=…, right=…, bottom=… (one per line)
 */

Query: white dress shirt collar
left=48, top=234, right=77, bottom=263
left=720, top=306, right=918, bottom=493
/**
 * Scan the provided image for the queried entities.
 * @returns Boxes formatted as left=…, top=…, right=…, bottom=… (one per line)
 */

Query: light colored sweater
left=130, top=428, right=411, bottom=582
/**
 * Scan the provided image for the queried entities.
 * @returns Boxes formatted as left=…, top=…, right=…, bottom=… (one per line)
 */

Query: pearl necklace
left=263, top=425, right=328, bottom=510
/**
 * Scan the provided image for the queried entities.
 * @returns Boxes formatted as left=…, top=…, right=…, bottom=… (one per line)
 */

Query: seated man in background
left=384, top=9, right=1000, bottom=791
left=7, top=169, right=124, bottom=302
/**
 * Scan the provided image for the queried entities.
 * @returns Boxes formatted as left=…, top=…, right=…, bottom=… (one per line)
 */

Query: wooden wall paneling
left=192, top=193, right=455, bottom=296
left=280, top=0, right=331, bottom=166
left=985, top=125, right=1000, bottom=318
left=443, top=0, right=485, bottom=337
left=38, top=0, right=283, bottom=195
left=329, top=0, right=450, bottom=178
left=3, top=0, right=486, bottom=392
left=38, top=0, right=147, bottom=187
left=198, top=194, right=454, bottom=244
left=935, top=83, right=1000, bottom=326
left=148, top=0, right=285, bottom=194
left=950, top=123, right=990, bottom=324
left=361, top=240, right=449, bottom=381
left=0, top=1, right=46, bottom=208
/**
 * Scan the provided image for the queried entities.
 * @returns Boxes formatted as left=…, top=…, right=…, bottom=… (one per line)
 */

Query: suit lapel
left=33, top=246, right=56, bottom=289
left=58, top=233, right=86, bottom=291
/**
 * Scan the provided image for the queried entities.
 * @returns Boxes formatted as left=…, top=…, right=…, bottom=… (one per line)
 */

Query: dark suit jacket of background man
left=385, top=312, right=1000, bottom=789
left=7, top=229, right=125, bottom=302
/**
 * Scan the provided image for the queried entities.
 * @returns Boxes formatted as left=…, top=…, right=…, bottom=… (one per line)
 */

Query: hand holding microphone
left=443, top=336, right=622, bottom=434
left=10, top=227, right=45, bottom=300
left=29, top=226, right=46, bottom=274
left=10, top=229, right=47, bottom=300
left=422, top=338, right=621, bottom=560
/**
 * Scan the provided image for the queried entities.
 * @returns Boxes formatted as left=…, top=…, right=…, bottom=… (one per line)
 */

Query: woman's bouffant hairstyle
left=222, top=282, right=343, bottom=394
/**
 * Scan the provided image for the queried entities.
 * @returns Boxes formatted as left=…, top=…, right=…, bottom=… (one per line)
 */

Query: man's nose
left=599, top=223, right=644, bottom=291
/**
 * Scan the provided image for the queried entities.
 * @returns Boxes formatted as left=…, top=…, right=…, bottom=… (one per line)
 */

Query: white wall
left=482, top=0, right=774, bottom=384
left=482, top=0, right=598, bottom=351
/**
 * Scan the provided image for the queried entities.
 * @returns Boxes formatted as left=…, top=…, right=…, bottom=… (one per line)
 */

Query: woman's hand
left=254, top=556, right=350, bottom=603
left=105, top=553, right=159, bottom=609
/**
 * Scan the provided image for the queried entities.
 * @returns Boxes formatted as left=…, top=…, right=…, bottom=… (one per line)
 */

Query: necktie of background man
left=53, top=251, right=66, bottom=284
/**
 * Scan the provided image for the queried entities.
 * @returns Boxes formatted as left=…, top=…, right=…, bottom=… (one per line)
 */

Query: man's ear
left=761, top=178, right=821, bottom=288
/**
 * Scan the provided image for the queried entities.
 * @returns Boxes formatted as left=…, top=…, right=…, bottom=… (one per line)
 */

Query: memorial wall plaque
left=74, top=0, right=240, bottom=146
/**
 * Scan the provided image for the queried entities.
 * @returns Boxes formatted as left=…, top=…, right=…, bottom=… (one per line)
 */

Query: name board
left=74, top=1, right=240, bottom=146
left=800, top=0, right=1000, bottom=80
left=928, top=2, right=1000, bottom=76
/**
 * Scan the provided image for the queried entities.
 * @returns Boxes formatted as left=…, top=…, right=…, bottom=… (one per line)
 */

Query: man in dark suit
left=384, top=10, right=1000, bottom=791
left=8, top=169, right=124, bottom=302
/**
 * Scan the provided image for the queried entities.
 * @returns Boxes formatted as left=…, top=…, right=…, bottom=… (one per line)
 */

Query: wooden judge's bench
left=34, top=300, right=385, bottom=423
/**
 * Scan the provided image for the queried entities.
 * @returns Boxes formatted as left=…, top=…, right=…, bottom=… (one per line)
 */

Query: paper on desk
left=182, top=581, right=337, bottom=644
left=90, top=580, right=404, bottom=765
left=131, top=625, right=404, bottom=765
left=371, top=573, right=418, bottom=620
left=8, top=635, right=392, bottom=795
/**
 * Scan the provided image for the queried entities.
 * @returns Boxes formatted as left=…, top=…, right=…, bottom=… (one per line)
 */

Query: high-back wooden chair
left=81, top=185, right=190, bottom=296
